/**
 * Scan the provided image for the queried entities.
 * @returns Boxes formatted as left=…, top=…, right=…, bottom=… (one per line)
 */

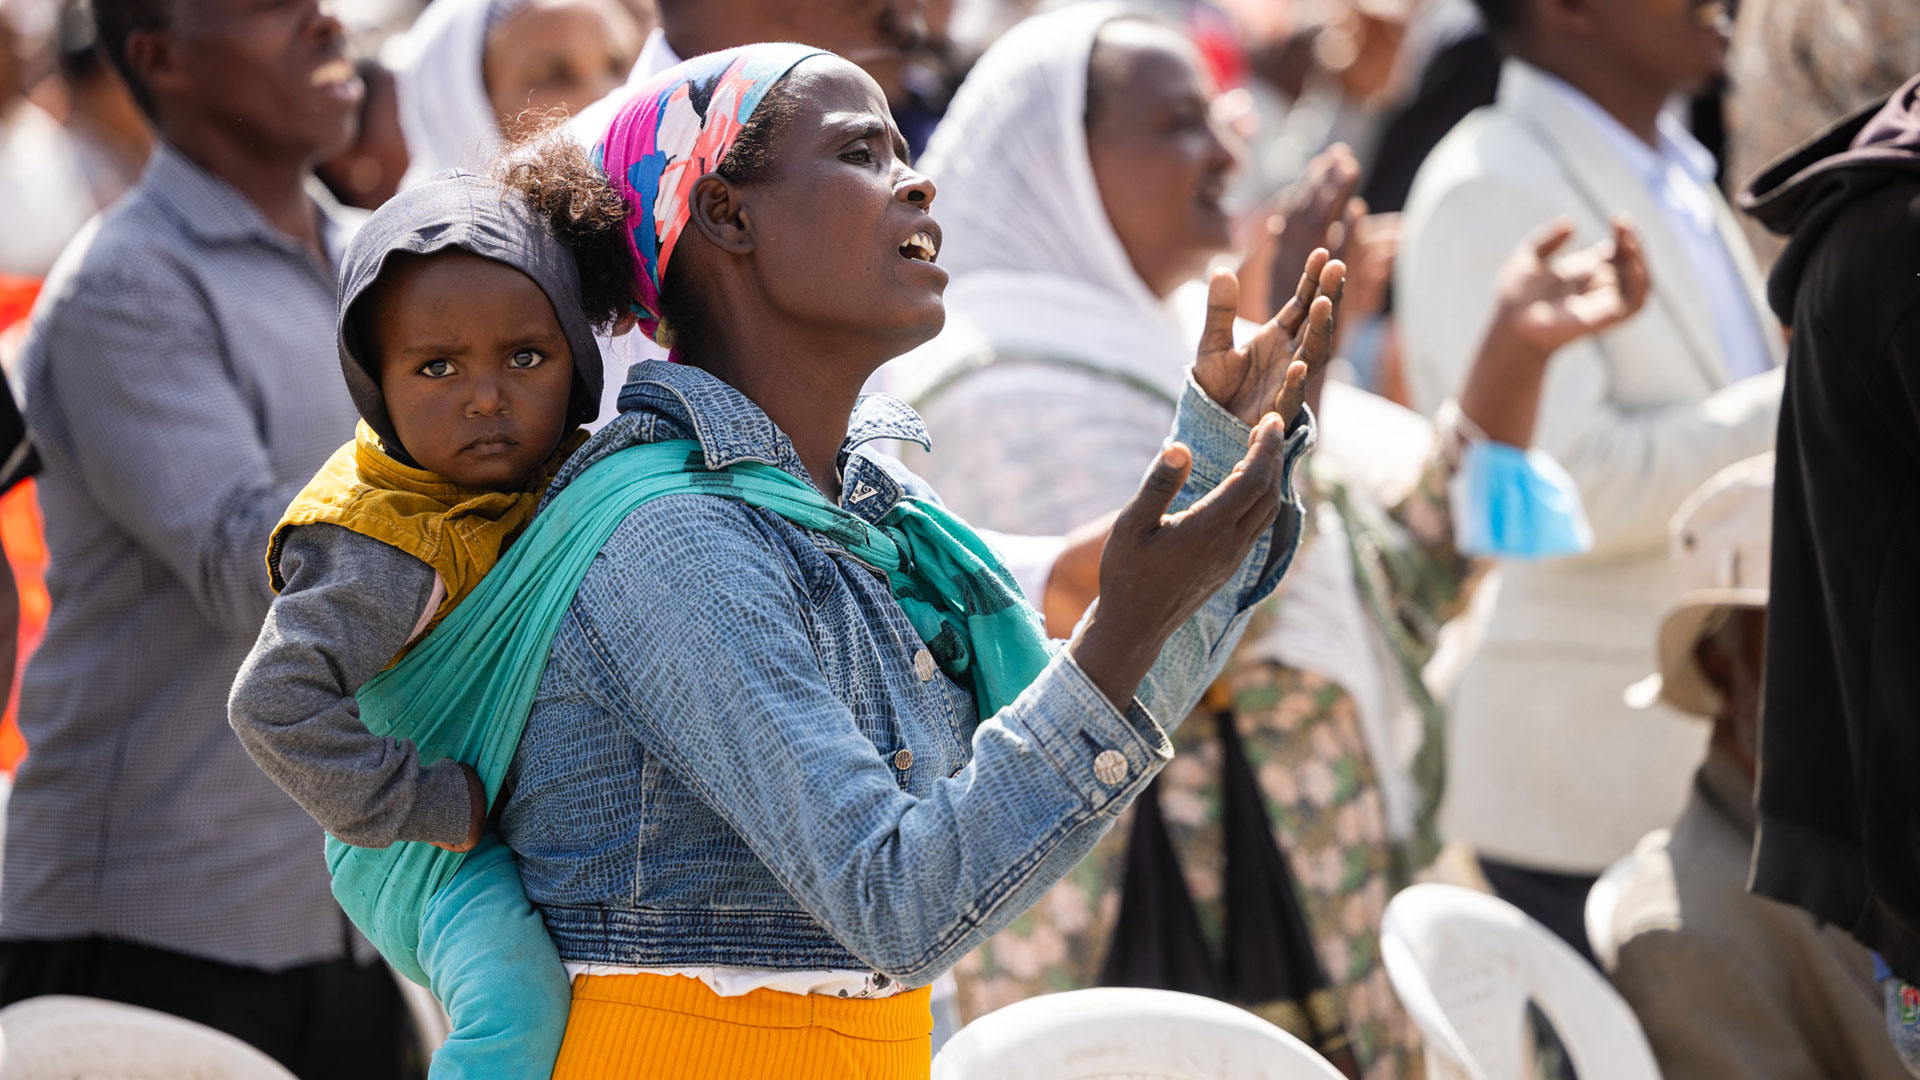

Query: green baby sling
left=328, top=439, right=1053, bottom=986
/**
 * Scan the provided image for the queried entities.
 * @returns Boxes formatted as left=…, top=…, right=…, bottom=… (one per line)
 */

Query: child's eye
left=508, top=349, right=546, bottom=369
left=419, top=359, right=455, bottom=378
left=842, top=145, right=875, bottom=165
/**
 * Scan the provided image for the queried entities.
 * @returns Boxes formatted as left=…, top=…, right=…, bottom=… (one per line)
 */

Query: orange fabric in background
left=0, top=275, right=45, bottom=773
left=0, top=481, right=47, bottom=772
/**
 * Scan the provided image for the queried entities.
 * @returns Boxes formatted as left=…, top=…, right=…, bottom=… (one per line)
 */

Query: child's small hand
left=429, top=763, right=486, bottom=853
left=1493, top=215, right=1650, bottom=359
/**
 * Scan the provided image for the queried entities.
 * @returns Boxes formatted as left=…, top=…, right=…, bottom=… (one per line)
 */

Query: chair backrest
left=1380, top=884, right=1660, bottom=1080
left=931, top=986, right=1348, bottom=1080
left=392, top=967, right=451, bottom=1061
left=1583, top=846, right=1646, bottom=972
left=0, top=995, right=297, bottom=1079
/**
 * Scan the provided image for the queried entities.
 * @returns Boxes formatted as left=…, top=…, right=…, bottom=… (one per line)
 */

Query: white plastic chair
left=1380, top=883, right=1660, bottom=1080
left=1582, top=847, right=1645, bottom=972
left=391, top=967, right=452, bottom=1063
left=931, top=986, right=1349, bottom=1079
left=0, top=995, right=297, bottom=1079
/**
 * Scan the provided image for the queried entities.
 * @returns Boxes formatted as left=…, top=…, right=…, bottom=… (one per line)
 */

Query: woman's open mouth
left=899, top=231, right=939, bottom=263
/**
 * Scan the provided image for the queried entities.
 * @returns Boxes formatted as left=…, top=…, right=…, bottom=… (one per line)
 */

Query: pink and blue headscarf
left=597, top=43, right=826, bottom=350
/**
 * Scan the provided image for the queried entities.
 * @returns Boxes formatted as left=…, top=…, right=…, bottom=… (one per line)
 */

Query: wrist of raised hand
left=1068, top=601, right=1173, bottom=711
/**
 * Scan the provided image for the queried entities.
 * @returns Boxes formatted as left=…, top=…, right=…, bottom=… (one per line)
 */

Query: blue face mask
left=1448, top=440, right=1593, bottom=561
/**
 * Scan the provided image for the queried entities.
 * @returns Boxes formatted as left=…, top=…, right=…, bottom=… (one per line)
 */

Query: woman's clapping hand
left=1067, top=254, right=1345, bottom=710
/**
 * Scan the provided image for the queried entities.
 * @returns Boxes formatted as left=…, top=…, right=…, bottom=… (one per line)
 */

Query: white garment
left=392, top=0, right=522, bottom=190
left=561, top=963, right=909, bottom=999
left=0, top=103, right=99, bottom=277
left=887, top=3, right=1193, bottom=421
left=1533, top=71, right=1773, bottom=382
left=914, top=3, right=1169, bottom=341
left=1397, top=58, right=1784, bottom=872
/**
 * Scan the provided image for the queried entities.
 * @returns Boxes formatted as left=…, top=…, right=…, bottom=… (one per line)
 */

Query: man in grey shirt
left=0, top=0, right=406, bottom=1073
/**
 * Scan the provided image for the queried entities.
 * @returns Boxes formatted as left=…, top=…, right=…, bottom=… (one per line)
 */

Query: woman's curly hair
left=495, top=75, right=803, bottom=354
left=497, top=130, right=636, bottom=335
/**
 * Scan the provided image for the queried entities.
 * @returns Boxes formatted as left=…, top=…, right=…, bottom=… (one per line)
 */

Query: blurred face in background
left=1084, top=19, right=1241, bottom=299
left=484, top=0, right=644, bottom=137
left=1534, top=0, right=1731, bottom=96
left=140, top=0, right=361, bottom=158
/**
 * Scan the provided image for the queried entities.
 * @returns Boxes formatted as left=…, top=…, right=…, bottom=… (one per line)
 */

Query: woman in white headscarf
left=891, top=7, right=1451, bottom=1077
left=390, top=0, right=646, bottom=189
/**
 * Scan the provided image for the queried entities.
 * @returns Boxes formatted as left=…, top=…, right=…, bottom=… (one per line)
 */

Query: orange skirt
left=552, top=972, right=933, bottom=1080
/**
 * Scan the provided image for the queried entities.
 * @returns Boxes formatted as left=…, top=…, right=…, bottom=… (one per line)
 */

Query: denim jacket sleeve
left=564, top=384, right=1309, bottom=986
left=1130, top=376, right=1312, bottom=726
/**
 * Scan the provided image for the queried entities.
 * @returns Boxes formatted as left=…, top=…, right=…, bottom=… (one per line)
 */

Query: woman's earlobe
left=688, top=174, right=755, bottom=255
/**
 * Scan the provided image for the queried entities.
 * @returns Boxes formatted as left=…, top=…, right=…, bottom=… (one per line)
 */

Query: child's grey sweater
left=229, top=522, right=476, bottom=848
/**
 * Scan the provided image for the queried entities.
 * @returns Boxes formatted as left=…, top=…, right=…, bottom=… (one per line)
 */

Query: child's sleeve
left=229, top=522, right=476, bottom=848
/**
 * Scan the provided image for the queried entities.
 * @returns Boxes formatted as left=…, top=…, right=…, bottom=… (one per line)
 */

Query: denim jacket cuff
left=1019, top=652, right=1172, bottom=816
left=1173, top=376, right=1317, bottom=489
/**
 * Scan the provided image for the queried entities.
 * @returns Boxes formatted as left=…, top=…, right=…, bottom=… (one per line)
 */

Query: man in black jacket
left=1741, top=73, right=1920, bottom=1072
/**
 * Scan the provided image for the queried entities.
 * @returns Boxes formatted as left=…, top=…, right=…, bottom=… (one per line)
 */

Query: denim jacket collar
left=557, top=360, right=931, bottom=524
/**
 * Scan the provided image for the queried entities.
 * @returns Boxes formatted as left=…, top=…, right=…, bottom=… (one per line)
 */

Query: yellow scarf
left=268, top=422, right=588, bottom=641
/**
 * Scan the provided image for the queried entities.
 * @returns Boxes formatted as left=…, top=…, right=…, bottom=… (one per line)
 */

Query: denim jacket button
left=893, top=748, right=914, bottom=771
left=1093, top=749, right=1128, bottom=786
left=912, top=648, right=937, bottom=682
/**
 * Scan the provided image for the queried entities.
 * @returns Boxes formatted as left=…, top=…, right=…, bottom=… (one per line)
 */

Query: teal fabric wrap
left=327, top=439, right=1053, bottom=985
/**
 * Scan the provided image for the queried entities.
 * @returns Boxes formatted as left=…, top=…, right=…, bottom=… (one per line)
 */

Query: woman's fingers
left=1272, top=360, right=1308, bottom=423
left=1197, top=269, right=1241, bottom=362
left=1116, top=443, right=1194, bottom=537
left=1273, top=248, right=1330, bottom=338
left=1291, top=294, right=1337, bottom=376
left=1178, top=415, right=1285, bottom=525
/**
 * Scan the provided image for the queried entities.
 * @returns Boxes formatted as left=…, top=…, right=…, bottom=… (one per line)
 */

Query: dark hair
left=89, top=0, right=170, bottom=117
left=498, top=132, right=637, bottom=335
left=1468, top=0, right=1525, bottom=45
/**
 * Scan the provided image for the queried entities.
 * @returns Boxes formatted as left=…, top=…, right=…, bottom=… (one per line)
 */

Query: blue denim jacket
left=499, top=360, right=1311, bottom=987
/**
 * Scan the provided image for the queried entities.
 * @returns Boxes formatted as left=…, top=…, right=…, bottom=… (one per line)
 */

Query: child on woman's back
left=230, top=171, right=624, bottom=1078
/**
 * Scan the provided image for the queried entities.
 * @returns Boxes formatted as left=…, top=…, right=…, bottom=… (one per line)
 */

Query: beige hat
left=1624, top=453, right=1774, bottom=718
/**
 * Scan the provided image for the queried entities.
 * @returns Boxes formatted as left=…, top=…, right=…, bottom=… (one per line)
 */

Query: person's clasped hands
left=1069, top=251, right=1346, bottom=708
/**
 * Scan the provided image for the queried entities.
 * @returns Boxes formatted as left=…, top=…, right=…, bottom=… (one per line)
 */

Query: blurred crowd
left=1, top=0, right=1920, bottom=1076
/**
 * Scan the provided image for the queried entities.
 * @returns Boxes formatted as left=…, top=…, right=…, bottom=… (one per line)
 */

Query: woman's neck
left=691, top=336, right=877, bottom=506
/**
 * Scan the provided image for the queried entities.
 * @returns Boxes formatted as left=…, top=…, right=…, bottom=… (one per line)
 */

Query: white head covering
left=887, top=2, right=1193, bottom=405
left=391, top=0, right=524, bottom=190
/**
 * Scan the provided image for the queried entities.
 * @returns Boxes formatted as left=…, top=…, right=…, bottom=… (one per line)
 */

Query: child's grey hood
left=335, top=170, right=604, bottom=464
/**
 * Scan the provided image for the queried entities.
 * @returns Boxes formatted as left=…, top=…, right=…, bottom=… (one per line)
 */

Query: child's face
left=368, top=250, right=576, bottom=489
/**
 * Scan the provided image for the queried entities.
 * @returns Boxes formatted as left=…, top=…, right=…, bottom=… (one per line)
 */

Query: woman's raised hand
left=1194, top=252, right=1346, bottom=429
left=1068, top=416, right=1295, bottom=710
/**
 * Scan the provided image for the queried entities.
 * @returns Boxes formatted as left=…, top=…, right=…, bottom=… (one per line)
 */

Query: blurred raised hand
left=1495, top=215, right=1650, bottom=356
left=1458, top=215, right=1650, bottom=447
left=1238, top=144, right=1362, bottom=323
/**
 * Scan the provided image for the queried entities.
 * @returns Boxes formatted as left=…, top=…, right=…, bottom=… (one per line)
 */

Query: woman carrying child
left=484, top=42, right=1340, bottom=1079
